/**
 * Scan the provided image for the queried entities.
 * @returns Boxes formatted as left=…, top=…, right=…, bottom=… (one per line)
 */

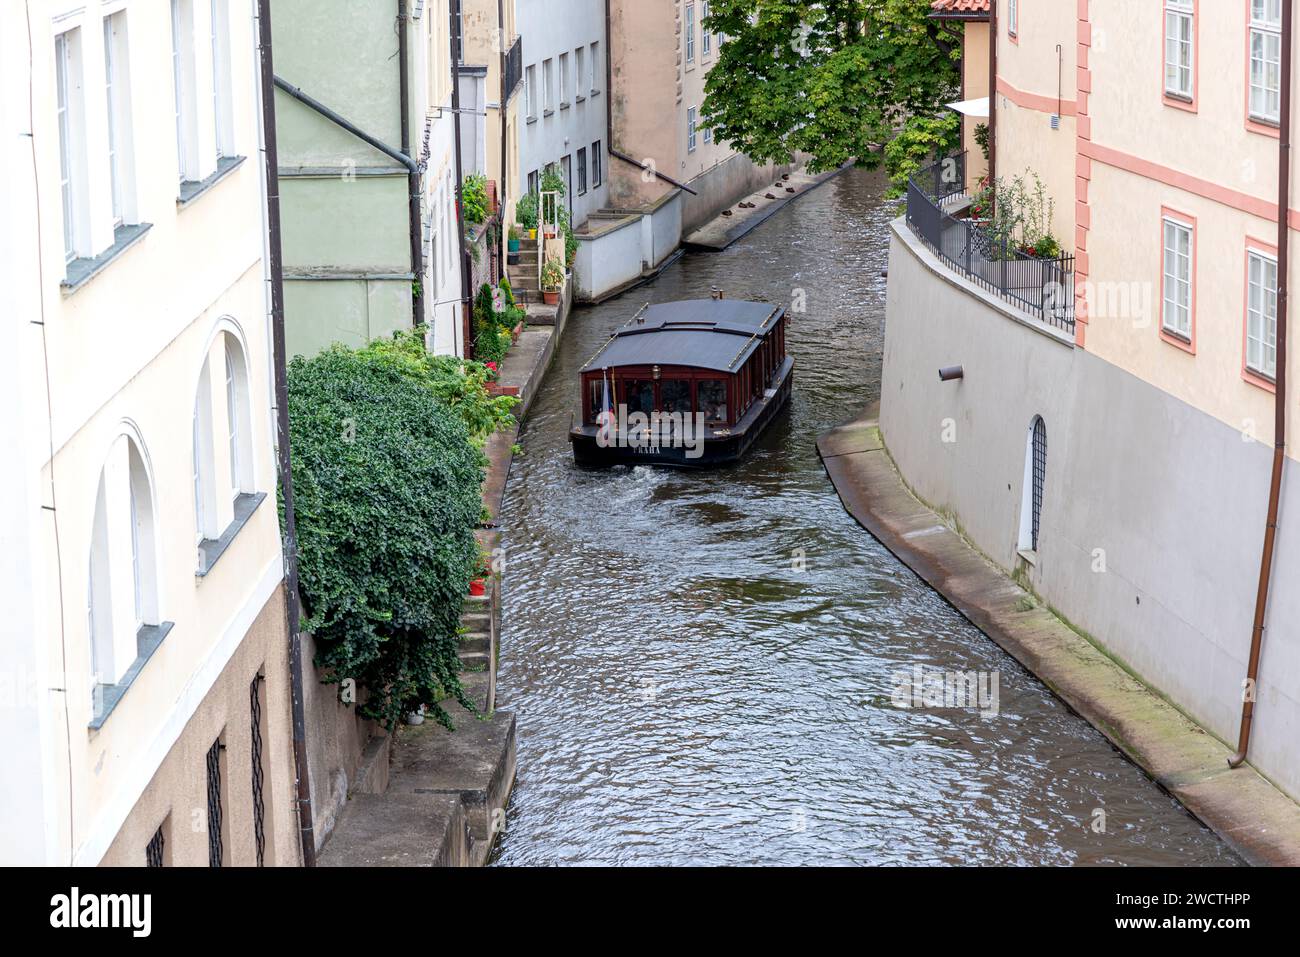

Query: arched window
left=1018, top=416, right=1048, bottom=554
left=194, top=328, right=255, bottom=546
left=88, top=431, right=160, bottom=698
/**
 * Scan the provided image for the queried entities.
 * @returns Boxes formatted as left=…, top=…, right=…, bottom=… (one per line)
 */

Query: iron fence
left=906, top=154, right=1075, bottom=334
left=504, top=37, right=523, bottom=105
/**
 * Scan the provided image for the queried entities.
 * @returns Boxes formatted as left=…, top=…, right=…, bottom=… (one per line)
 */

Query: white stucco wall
left=515, top=0, right=609, bottom=226
left=881, top=219, right=1300, bottom=800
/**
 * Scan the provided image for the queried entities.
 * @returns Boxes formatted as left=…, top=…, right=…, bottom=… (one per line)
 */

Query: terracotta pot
left=469, top=578, right=487, bottom=597
left=543, top=289, right=559, bottom=305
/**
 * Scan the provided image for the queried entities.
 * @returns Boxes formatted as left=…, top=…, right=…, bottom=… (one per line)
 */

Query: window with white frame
left=193, top=359, right=215, bottom=542
left=575, top=46, right=586, bottom=99
left=55, top=28, right=88, bottom=264
left=171, top=0, right=198, bottom=181
left=590, top=41, right=600, bottom=93
left=525, top=64, right=536, bottom=118
left=559, top=52, right=569, bottom=105
left=591, top=141, right=602, bottom=187
left=542, top=57, right=553, bottom=112
left=103, top=12, right=135, bottom=229
left=1008, top=0, right=1018, bottom=37
left=702, top=2, right=712, bottom=55
left=1164, top=0, right=1194, bottom=100
left=211, top=0, right=234, bottom=158
left=577, top=147, right=587, bottom=195
left=1247, top=249, right=1278, bottom=377
left=687, top=106, right=697, bottom=152
left=703, top=124, right=712, bottom=144
left=1250, top=0, right=1282, bottom=124
left=193, top=332, right=254, bottom=547
left=88, top=433, right=160, bottom=701
left=686, top=4, right=696, bottom=63
left=1162, top=217, right=1194, bottom=339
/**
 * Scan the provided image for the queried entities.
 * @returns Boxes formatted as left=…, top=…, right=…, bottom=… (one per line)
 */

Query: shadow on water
left=490, top=167, right=1239, bottom=866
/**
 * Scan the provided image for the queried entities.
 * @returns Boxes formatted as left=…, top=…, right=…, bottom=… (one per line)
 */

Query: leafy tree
left=701, top=0, right=961, bottom=175
left=286, top=342, right=489, bottom=729
left=882, top=111, right=960, bottom=196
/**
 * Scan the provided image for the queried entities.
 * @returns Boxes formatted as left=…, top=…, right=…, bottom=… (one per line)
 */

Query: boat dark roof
left=579, top=299, right=784, bottom=374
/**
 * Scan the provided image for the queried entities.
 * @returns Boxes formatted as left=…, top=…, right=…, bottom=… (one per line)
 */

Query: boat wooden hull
left=570, top=360, right=793, bottom=469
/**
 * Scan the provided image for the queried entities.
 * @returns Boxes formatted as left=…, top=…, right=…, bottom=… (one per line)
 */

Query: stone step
left=459, top=634, right=489, bottom=656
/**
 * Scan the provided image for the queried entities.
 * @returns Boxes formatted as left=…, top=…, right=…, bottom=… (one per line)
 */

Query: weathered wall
left=100, top=587, right=300, bottom=866
left=880, top=219, right=1300, bottom=800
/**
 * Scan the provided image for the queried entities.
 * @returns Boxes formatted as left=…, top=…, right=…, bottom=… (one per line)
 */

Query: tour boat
left=569, top=297, right=793, bottom=467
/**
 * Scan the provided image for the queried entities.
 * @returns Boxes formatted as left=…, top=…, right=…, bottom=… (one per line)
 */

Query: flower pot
left=469, top=578, right=487, bottom=597
left=527, top=228, right=537, bottom=240
left=512, top=321, right=525, bottom=342
left=507, top=237, right=520, bottom=252
left=405, top=707, right=426, bottom=726
left=543, top=289, right=559, bottom=305
left=507, top=251, right=520, bottom=266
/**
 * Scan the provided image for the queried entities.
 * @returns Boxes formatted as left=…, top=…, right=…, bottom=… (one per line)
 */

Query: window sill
left=1244, top=367, right=1277, bottom=393
left=89, top=621, right=175, bottom=730
left=542, top=108, right=554, bottom=118
left=559, top=101, right=570, bottom=110
left=589, top=89, right=600, bottom=98
left=196, top=491, right=266, bottom=578
left=1162, top=93, right=1197, bottom=113
left=525, top=114, right=538, bottom=124
left=61, top=222, right=153, bottom=295
left=177, top=154, right=245, bottom=208
left=1017, top=548, right=1037, bottom=567
left=575, top=94, right=586, bottom=103
left=1159, top=327, right=1195, bottom=354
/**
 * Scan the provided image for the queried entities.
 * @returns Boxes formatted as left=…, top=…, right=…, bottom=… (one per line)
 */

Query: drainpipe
left=451, top=0, right=474, bottom=356
left=602, top=0, right=698, bottom=196
left=987, top=2, right=996, bottom=187
left=398, top=1, right=424, bottom=327
left=256, top=0, right=317, bottom=866
left=1230, top=0, right=1291, bottom=769
left=498, top=0, right=508, bottom=272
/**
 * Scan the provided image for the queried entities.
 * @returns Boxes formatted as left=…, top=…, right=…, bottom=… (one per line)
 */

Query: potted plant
left=517, top=193, right=539, bottom=240
left=541, top=257, right=565, bottom=305
left=507, top=227, right=521, bottom=265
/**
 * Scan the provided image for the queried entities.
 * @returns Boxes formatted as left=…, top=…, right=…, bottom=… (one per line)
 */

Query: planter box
left=486, top=383, right=521, bottom=397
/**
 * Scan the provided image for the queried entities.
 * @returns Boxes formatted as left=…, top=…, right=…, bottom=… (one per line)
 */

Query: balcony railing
left=504, top=36, right=523, bottom=105
left=906, top=153, right=1075, bottom=334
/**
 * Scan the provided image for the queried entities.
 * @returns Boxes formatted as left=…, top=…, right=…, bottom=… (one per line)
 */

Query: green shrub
left=463, top=173, right=489, bottom=227
left=516, top=192, right=538, bottom=231
left=286, top=343, right=488, bottom=729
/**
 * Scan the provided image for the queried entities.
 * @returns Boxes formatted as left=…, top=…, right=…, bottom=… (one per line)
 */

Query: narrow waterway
left=492, top=167, right=1238, bottom=866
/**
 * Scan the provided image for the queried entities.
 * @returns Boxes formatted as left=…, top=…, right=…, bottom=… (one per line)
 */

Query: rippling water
left=491, top=167, right=1238, bottom=866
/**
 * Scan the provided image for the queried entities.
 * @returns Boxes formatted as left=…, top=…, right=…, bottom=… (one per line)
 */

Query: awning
left=946, top=96, right=990, bottom=118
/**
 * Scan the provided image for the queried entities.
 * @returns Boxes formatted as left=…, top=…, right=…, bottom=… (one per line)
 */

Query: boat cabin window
left=660, top=379, right=692, bottom=414
left=588, top=380, right=610, bottom=421
left=624, top=380, right=655, bottom=416
left=698, top=379, right=728, bottom=424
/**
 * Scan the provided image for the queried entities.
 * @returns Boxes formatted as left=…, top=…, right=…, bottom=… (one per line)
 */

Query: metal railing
left=503, top=36, right=523, bottom=105
left=906, top=153, right=1075, bottom=333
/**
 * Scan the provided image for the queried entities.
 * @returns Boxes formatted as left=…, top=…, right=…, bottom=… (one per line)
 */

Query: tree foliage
left=286, top=339, right=493, bottom=729
left=701, top=0, right=961, bottom=174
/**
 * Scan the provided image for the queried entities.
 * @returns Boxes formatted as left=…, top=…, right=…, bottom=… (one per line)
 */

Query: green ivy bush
left=287, top=341, right=490, bottom=729
left=472, top=280, right=525, bottom=365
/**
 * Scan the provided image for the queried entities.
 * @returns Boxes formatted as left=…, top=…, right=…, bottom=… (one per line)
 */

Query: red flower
left=486, top=361, right=498, bottom=371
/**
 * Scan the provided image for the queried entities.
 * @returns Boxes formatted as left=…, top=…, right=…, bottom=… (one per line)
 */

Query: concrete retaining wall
left=880, top=217, right=1300, bottom=800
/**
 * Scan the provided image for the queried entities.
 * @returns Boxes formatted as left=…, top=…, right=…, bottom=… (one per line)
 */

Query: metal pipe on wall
left=1230, top=0, right=1292, bottom=770
left=451, top=0, right=474, bottom=357
left=398, top=1, right=425, bottom=327
left=255, top=0, right=317, bottom=866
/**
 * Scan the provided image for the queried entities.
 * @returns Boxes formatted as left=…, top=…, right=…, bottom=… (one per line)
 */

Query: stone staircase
left=506, top=244, right=540, bottom=302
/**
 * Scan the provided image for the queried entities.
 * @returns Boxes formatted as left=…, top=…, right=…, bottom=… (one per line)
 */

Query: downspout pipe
left=256, top=0, right=317, bottom=866
left=987, top=1, right=996, bottom=187
left=1230, top=0, right=1291, bottom=769
left=451, top=0, right=474, bottom=356
left=602, top=0, right=699, bottom=197
left=398, top=1, right=424, bottom=327
left=497, top=0, right=507, bottom=271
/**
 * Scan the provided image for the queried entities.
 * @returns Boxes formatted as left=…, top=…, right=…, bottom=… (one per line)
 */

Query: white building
left=0, top=0, right=301, bottom=865
left=516, top=0, right=608, bottom=226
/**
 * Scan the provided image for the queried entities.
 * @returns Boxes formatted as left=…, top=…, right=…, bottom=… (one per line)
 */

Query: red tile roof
left=930, top=0, right=991, bottom=16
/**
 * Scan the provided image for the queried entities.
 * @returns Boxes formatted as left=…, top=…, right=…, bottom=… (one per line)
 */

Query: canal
left=492, top=167, right=1239, bottom=866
